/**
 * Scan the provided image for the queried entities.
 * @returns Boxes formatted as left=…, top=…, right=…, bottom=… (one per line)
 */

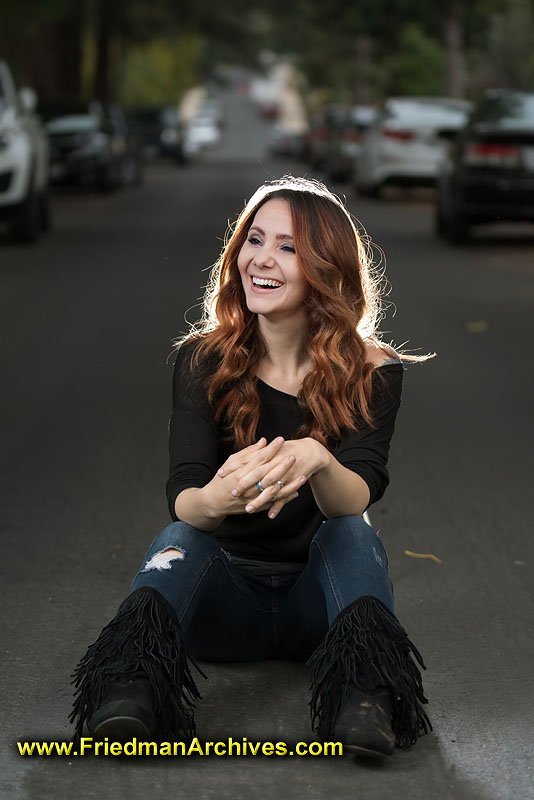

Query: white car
left=183, top=116, right=221, bottom=157
left=355, top=97, right=472, bottom=197
left=0, top=61, right=50, bottom=241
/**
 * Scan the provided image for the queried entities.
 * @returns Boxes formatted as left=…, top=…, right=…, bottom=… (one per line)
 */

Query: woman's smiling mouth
left=250, top=276, right=284, bottom=292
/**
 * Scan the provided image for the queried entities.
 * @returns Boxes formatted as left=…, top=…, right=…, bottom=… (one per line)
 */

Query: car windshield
left=43, top=114, right=99, bottom=134
left=473, top=93, right=534, bottom=131
left=386, top=99, right=471, bottom=126
left=160, top=108, right=179, bottom=126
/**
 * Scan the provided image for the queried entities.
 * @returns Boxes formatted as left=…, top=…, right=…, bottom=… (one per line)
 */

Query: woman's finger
left=217, top=437, right=267, bottom=477
left=232, top=452, right=295, bottom=497
left=267, top=492, right=299, bottom=520
left=243, top=482, right=281, bottom=514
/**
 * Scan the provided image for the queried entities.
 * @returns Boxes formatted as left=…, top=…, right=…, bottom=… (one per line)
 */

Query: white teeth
left=252, top=277, right=283, bottom=288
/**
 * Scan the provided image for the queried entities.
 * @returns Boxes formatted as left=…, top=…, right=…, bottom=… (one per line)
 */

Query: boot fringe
left=70, top=586, right=204, bottom=742
left=307, top=595, right=431, bottom=749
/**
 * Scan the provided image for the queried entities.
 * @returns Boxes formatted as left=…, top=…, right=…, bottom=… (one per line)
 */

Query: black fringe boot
left=70, top=586, right=203, bottom=742
left=307, top=596, right=431, bottom=756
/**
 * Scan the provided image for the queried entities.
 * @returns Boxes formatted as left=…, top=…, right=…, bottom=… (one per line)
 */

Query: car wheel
left=99, top=164, right=120, bottom=193
left=444, top=211, right=470, bottom=244
left=435, top=204, right=447, bottom=238
left=357, top=181, right=381, bottom=199
left=10, top=183, right=42, bottom=243
left=39, top=190, right=52, bottom=232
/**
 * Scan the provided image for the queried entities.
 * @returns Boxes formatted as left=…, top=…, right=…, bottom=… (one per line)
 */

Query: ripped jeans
left=130, top=515, right=393, bottom=662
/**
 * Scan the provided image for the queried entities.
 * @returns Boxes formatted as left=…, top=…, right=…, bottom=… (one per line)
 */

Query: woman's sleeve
left=166, top=341, right=220, bottom=520
left=333, top=365, right=404, bottom=507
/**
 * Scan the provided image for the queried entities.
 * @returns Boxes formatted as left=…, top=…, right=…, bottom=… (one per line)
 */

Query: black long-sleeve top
left=166, top=340, right=404, bottom=564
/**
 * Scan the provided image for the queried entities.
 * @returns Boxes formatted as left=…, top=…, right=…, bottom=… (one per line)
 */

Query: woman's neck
left=256, top=314, right=311, bottom=377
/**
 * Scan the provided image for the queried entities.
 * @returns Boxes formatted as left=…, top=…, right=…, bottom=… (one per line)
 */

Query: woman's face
left=237, top=198, right=309, bottom=322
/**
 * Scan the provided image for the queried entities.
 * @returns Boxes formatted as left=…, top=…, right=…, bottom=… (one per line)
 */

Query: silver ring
left=256, top=481, right=263, bottom=493
left=277, top=480, right=284, bottom=489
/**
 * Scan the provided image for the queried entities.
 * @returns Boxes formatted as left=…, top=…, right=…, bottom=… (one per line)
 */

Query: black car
left=436, top=89, right=534, bottom=242
left=40, top=99, right=125, bottom=191
left=128, top=106, right=185, bottom=163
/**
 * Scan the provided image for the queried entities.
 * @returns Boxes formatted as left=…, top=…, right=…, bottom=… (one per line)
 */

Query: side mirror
left=19, top=87, right=37, bottom=112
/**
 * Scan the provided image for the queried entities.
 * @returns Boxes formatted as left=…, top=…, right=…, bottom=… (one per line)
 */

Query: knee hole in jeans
left=141, top=546, right=185, bottom=572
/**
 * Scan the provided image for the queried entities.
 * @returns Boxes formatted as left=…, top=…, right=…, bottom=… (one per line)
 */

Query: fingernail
left=298, top=476, right=306, bottom=483
left=276, top=436, right=284, bottom=444
left=217, top=468, right=224, bottom=476
left=268, top=512, right=275, bottom=519
left=245, top=504, right=254, bottom=513
left=231, top=489, right=238, bottom=497
left=289, top=455, right=296, bottom=463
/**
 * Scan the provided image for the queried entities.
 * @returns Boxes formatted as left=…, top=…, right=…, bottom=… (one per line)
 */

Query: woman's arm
left=308, top=445, right=371, bottom=517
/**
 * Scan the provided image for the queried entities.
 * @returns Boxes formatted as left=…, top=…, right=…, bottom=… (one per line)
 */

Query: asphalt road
left=1, top=85, right=533, bottom=800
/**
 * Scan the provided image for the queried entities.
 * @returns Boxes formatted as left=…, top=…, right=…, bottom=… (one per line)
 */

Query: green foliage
left=467, top=0, right=534, bottom=92
left=376, top=24, right=446, bottom=96
left=119, top=34, right=206, bottom=108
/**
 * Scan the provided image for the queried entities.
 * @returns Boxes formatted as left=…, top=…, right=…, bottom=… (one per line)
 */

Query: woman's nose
left=253, top=245, right=276, bottom=267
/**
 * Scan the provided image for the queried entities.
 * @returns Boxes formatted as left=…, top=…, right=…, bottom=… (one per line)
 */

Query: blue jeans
left=130, top=515, right=393, bottom=662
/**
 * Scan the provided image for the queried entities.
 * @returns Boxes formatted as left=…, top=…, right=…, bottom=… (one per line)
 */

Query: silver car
left=355, top=97, right=472, bottom=197
left=0, top=60, right=50, bottom=242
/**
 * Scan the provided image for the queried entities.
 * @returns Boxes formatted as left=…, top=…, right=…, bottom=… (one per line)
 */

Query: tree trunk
left=354, top=35, right=372, bottom=105
left=57, top=1, right=84, bottom=97
left=94, top=0, right=114, bottom=102
left=444, top=2, right=464, bottom=97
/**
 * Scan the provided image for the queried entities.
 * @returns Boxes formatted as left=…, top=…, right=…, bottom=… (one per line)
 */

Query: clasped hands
left=212, top=435, right=328, bottom=520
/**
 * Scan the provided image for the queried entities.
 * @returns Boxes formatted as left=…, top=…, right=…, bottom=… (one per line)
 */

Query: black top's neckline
left=255, top=361, right=403, bottom=399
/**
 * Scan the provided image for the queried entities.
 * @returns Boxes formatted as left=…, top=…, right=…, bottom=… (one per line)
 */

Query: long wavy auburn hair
left=177, top=176, right=410, bottom=450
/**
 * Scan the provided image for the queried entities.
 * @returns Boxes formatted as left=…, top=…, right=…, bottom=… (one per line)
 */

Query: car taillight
left=381, top=129, right=414, bottom=141
left=462, top=142, right=520, bottom=167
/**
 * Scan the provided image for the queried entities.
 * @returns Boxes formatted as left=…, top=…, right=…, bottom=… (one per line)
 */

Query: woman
left=71, top=176, right=431, bottom=758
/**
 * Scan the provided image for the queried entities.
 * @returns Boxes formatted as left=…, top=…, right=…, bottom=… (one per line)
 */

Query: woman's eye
left=282, top=244, right=295, bottom=253
left=248, top=236, right=261, bottom=245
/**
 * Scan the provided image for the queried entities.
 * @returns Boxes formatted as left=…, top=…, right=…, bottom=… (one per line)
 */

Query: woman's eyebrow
left=249, top=225, right=293, bottom=241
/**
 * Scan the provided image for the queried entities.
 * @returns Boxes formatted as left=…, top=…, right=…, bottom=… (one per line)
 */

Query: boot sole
left=344, top=743, right=393, bottom=758
left=91, top=715, right=152, bottom=742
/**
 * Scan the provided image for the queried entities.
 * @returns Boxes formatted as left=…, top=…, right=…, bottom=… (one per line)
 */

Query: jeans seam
left=178, top=552, right=259, bottom=622
left=314, top=539, right=344, bottom=612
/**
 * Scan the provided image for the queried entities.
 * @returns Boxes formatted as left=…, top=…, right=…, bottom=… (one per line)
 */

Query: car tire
left=39, top=189, right=52, bottom=232
left=444, top=211, right=470, bottom=244
left=356, top=181, right=381, bottom=199
left=10, top=182, right=42, bottom=243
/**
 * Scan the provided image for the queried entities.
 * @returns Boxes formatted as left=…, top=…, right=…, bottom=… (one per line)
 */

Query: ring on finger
left=256, top=481, right=263, bottom=493
left=276, top=480, right=284, bottom=489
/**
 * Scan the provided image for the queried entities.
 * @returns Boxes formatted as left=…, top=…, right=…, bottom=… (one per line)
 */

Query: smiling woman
left=70, top=175, right=432, bottom=759
left=237, top=198, right=309, bottom=324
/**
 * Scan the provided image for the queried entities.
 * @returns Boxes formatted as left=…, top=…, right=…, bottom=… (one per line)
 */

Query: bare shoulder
left=364, top=339, right=401, bottom=368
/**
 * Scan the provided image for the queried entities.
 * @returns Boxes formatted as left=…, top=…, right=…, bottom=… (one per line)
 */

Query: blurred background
left=1, top=3, right=534, bottom=800
left=1, top=0, right=534, bottom=242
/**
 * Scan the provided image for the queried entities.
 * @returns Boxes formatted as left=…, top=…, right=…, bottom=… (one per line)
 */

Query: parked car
left=128, top=105, right=185, bottom=163
left=183, top=115, right=221, bottom=158
left=304, top=106, right=345, bottom=170
left=105, top=103, right=144, bottom=186
left=325, top=105, right=377, bottom=182
left=355, top=97, right=472, bottom=197
left=0, top=60, right=50, bottom=242
left=40, top=99, right=125, bottom=191
left=436, top=89, right=534, bottom=242
left=267, top=123, right=307, bottom=159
